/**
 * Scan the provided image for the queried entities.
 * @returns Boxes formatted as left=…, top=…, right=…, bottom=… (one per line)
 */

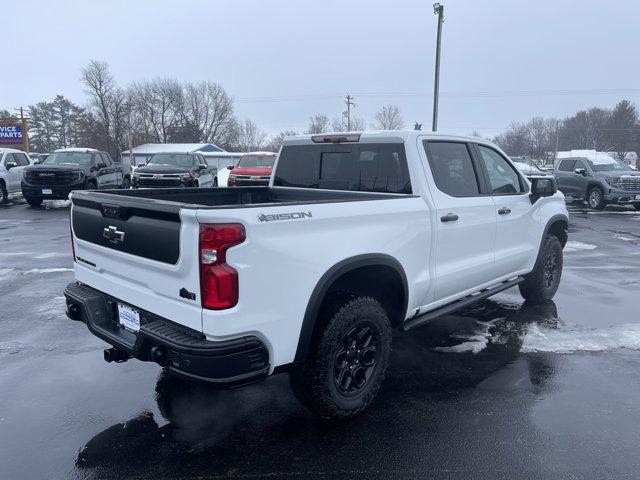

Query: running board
left=402, top=277, right=524, bottom=331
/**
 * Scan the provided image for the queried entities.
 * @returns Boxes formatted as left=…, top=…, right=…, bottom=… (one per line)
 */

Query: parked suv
left=64, top=131, right=568, bottom=419
left=132, top=152, right=216, bottom=188
left=0, top=148, right=32, bottom=202
left=21, top=148, right=130, bottom=207
left=554, top=156, right=640, bottom=210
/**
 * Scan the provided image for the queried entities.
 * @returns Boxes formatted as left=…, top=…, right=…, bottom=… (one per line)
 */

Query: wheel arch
left=542, top=214, right=568, bottom=249
left=293, top=254, right=408, bottom=363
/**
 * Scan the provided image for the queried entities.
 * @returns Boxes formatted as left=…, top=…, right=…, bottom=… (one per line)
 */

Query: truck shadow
left=75, top=299, right=560, bottom=478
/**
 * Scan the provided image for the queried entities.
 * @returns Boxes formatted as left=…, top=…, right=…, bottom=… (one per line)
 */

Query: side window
left=97, top=153, right=110, bottom=166
left=558, top=159, right=576, bottom=172
left=4, top=153, right=15, bottom=165
left=574, top=159, right=587, bottom=171
left=477, top=145, right=524, bottom=194
left=424, top=141, right=480, bottom=196
left=15, top=153, right=31, bottom=166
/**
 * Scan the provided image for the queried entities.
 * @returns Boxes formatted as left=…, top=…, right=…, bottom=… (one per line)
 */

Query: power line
left=235, top=88, right=640, bottom=104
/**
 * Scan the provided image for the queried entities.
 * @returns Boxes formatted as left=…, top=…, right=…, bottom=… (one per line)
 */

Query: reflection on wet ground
left=75, top=299, right=562, bottom=477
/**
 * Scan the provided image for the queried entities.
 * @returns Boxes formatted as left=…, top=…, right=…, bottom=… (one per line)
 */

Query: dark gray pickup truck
left=554, top=156, right=640, bottom=210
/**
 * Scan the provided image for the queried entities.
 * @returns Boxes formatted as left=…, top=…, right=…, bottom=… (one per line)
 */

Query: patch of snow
left=522, top=323, right=640, bottom=354
left=612, top=234, right=636, bottom=242
left=564, top=241, right=597, bottom=252
left=23, top=268, right=72, bottom=275
left=0, top=268, right=14, bottom=276
left=433, top=320, right=496, bottom=354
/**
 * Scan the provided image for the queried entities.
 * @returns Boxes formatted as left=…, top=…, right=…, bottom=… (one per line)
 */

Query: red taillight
left=199, top=223, right=245, bottom=310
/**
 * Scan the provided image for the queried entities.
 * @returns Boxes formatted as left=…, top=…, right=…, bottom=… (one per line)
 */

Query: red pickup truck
left=227, top=151, right=277, bottom=187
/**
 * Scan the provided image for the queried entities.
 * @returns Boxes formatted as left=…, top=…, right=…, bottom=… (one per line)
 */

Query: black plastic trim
left=402, top=277, right=523, bottom=331
left=293, top=254, right=408, bottom=363
left=64, top=282, right=270, bottom=387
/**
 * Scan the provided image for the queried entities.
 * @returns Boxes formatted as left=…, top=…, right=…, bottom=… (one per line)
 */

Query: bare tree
left=130, top=78, right=184, bottom=143
left=81, top=60, right=115, bottom=153
left=375, top=105, right=404, bottom=130
left=266, top=130, right=298, bottom=152
left=234, top=118, right=266, bottom=151
left=184, top=81, right=235, bottom=146
left=305, top=114, right=330, bottom=134
left=331, top=115, right=365, bottom=132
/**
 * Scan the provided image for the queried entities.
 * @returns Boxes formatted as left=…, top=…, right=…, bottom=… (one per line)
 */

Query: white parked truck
left=64, top=131, right=568, bottom=419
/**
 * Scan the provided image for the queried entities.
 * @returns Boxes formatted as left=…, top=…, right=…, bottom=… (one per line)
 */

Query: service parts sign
left=0, top=124, right=23, bottom=145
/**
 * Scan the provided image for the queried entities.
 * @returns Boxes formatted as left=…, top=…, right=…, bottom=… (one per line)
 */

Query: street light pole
left=432, top=3, right=444, bottom=132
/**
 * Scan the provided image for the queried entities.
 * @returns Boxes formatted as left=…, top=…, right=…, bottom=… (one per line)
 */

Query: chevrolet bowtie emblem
left=103, top=226, right=125, bottom=244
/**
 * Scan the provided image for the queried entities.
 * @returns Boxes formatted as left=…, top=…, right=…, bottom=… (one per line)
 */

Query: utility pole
left=345, top=94, right=355, bottom=131
left=432, top=3, right=444, bottom=132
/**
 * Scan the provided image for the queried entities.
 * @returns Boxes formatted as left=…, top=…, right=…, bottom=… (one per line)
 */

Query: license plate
left=636, top=195, right=640, bottom=200
left=42, top=189, right=52, bottom=195
left=118, top=303, right=140, bottom=332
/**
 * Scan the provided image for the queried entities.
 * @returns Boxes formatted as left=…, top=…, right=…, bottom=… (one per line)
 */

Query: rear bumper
left=63, top=282, right=270, bottom=387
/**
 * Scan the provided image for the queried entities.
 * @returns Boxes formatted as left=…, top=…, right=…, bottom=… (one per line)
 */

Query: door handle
left=440, top=213, right=459, bottom=222
left=498, top=207, right=511, bottom=215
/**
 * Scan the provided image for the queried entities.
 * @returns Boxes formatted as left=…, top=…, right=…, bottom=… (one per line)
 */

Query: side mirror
left=227, top=165, right=234, bottom=170
left=96, top=163, right=107, bottom=169
left=198, top=164, right=207, bottom=171
left=574, top=167, right=587, bottom=176
left=530, top=177, right=558, bottom=203
left=33, top=159, right=42, bottom=165
left=5, top=161, right=17, bottom=170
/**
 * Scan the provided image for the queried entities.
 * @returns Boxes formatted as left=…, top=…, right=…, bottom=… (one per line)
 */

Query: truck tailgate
left=70, top=194, right=202, bottom=332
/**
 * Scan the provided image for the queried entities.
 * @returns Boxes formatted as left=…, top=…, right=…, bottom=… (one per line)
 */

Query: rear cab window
left=274, top=143, right=412, bottom=194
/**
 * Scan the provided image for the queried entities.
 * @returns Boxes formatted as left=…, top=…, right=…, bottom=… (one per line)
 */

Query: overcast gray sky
left=4, top=0, right=640, bottom=137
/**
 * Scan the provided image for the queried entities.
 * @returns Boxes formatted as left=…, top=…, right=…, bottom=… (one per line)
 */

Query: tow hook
left=103, top=347, right=130, bottom=363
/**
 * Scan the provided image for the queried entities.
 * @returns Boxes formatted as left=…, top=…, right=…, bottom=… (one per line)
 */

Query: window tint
left=424, top=141, right=480, bottom=196
left=14, top=153, right=30, bottom=166
left=274, top=143, right=411, bottom=193
left=477, top=146, right=524, bottom=194
left=558, top=159, right=576, bottom=172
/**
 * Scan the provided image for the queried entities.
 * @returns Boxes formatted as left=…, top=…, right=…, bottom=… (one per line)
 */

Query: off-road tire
left=26, top=197, right=43, bottom=208
left=587, top=186, right=605, bottom=210
left=519, top=234, right=563, bottom=303
left=289, top=296, right=392, bottom=420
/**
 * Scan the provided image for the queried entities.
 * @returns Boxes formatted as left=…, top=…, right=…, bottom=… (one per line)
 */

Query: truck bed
left=71, top=186, right=412, bottom=211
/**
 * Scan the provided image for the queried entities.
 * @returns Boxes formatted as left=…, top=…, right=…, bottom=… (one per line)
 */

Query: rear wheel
left=26, top=197, right=43, bottom=208
left=633, top=203, right=640, bottom=211
left=213, top=177, right=218, bottom=187
left=0, top=181, right=6, bottom=203
left=519, top=235, right=563, bottom=303
left=587, top=186, right=605, bottom=210
left=85, top=181, right=97, bottom=190
left=289, top=296, right=392, bottom=420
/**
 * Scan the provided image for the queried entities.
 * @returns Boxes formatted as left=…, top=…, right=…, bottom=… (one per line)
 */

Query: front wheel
left=519, top=235, right=563, bottom=303
left=121, top=177, right=131, bottom=189
left=587, top=186, right=605, bottom=210
left=289, top=296, right=392, bottom=420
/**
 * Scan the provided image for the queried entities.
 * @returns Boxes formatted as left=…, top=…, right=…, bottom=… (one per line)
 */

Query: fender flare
left=293, top=253, right=408, bottom=363
left=537, top=214, right=569, bottom=258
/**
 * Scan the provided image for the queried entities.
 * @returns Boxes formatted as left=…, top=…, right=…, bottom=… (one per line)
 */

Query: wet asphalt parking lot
left=2, top=198, right=640, bottom=479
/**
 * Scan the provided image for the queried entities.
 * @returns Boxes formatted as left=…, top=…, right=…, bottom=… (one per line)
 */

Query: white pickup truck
left=64, top=131, right=568, bottom=419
